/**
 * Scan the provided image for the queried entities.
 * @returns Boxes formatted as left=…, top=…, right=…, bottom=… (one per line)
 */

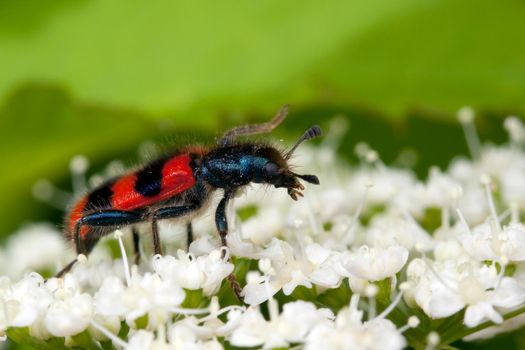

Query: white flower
left=1, top=273, right=53, bottom=338
left=220, top=308, right=269, bottom=347
left=366, top=213, right=434, bottom=251
left=504, top=116, right=525, bottom=144
left=229, top=300, right=332, bottom=349
left=460, top=222, right=525, bottom=263
left=459, top=223, right=496, bottom=261
left=337, top=245, right=409, bottom=281
left=242, top=206, right=285, bottom=245
left=449, top=146, right=525, bottom=222
left=0, top=224, right=69, bottom=279
left=242, top=240, right=342, bottom=305
left=125, top=272, right=185, bottom=326
left=89, top=314, right=121, bottom=341
left=197, top=249, right=235, bottom=295
left=126, top=330, right=155, bottom=350
left=305, top=295, right=406, bottom=350
left=479, top=147, right=523, bottom=181
left=168, top=320, right=225, bottom=350
left=126, top=330, right=170, bottom=350
left=433, top=239, right=468, bottom=261
left=316, top=186, right=354, bottom=222
left=501, top=164, right=525, bottom=207
left=305, top=243, right=342, bottom=287
left=152, top=249, right=233, bottom=296
left=242, top=272, right=280, bottom=306
left=189, top=235, right=219, bottom=256
left=71, top=256, right=126, bottom=293
left=348, top=168, right=416, bottom=210
left=277, top=300, right=334, bottom=342
left=397, top=168, right=459, bottom=216
left=462, top=276, right=525, bottom=327
left=93, top=276, right=128, bottom=317
left=45, top=292, right=93, bottom=337
left=407, top=258, right=525, bottom=327
left=500, top=223, right=525, bottom=261
left=0, top=277, right=9, bottom=340
left=127, top=324, right=225, bottom=350
left=153, top=252, right=205, bottom=290
left=94, top=271, right=185, bottom=327
left=225, top=226, right=261, bottom=259
left=314, top=214, right=358, bottom=250
left=458, top=184, right=489, bottom=225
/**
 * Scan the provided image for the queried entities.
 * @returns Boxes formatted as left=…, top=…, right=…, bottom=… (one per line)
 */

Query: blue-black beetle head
left=204, top=123, right=322, bottom=199
left=253, top=125, right=322, bottom=200
left=261, top=158, right=320, bottom=200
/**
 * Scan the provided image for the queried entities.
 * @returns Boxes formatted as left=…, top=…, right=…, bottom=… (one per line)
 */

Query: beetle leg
left=187, top=222, right=194, bottom=250
left=151, top=202, right=202, bottom=255
left=215, top=190, right=233, bottom=248
left=151, top=217, right=163, bottom=255
left=55, top=258, right=78, bottom=278
left=214, top=189, right=242, bottom=299
left=56, top=210, right=143, bottom=278
left=76, top=210, right=144, bottom=255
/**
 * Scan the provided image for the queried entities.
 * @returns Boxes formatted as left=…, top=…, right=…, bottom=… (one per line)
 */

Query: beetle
left=56, top=105, right=321, bottom=294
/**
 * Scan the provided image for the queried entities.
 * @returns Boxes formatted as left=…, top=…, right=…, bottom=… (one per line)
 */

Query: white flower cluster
left=0, top=247, right=233, bottom=346
left=0, top=223, right=70, bottom=279
left=1, top=113, right=525, bottom=349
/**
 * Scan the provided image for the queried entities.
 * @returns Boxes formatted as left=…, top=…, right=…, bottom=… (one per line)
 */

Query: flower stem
left=440, top=306, right=525, bottom=345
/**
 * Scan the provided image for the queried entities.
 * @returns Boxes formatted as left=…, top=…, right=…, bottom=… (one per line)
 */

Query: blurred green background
left=1, top=0, right=525, bottom=348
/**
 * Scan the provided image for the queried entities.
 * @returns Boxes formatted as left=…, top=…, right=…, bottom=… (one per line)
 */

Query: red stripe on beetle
left=111, top=174, right=138, bottom=210
left=161, top=154, right=196, bottom=192
left=111, top=154, right=196, bottom=211
left=68, top=197, right=88, bottom=234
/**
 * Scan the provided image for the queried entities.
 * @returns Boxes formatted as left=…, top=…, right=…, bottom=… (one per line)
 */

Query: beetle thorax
left=200, top=153, right=268, bottom=188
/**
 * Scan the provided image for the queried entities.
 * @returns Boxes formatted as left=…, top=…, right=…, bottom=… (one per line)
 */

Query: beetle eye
left=264, top=162, right=280, bottom=177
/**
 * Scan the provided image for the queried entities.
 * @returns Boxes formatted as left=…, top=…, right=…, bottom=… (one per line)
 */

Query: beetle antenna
left=284, top=125, right=323, bottom=160
left=295, top=173, right=320, bottom=184
left=219, top=105, right=289, bottom=145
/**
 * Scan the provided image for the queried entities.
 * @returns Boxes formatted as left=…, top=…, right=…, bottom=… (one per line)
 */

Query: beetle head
left=255, top=125, right=322, bottom=200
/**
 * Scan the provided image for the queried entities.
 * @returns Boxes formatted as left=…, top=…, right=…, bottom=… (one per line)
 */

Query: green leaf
left=290, top=285, right=317, bottom=302
left=99, top=340, right=117, bottom=350
left=453, top=323, right=525, bottom=350
left=316, top=280, right=352, bottom=313
left=6, top=327, right=70, bottom=350
left=182, top=289, right=205, bottom=309
left=441, top=306, right=525, bottom=346
left=420, top=207, right=442, bottom=233
left=375, top=278, right=392, bottom=306
left=272, top=286, right=317, bottom=308
left=505, top=264, right=517, bottom=277
left=133, top=314, right=149, bottom=330
left=237, top=205, right=258, bottom=222
left=360, top=204, right=386, bottom=226
left=71, top=330, right=102, bottom=350
left=117, top=321, right=129, bottom=339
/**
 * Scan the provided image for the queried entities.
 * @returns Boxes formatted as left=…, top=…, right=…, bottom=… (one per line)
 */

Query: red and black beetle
left=57, top=106, right=321, bottom=284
